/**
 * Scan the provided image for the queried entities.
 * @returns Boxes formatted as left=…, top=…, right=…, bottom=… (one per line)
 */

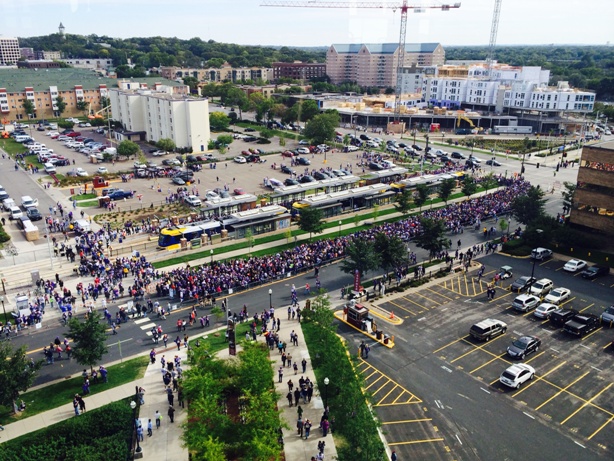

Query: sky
left=1, top=0, right=612, bottom=47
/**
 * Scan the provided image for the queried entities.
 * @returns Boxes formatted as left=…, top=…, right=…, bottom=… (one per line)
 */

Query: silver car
left=600, top=305, right=614, bottom=326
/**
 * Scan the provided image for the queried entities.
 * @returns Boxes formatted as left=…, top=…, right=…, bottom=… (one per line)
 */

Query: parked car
left=296, top=157, right=310, bottom=166
left=544, top=287, right=571, bottom=305
left=313, top=171, right=330, bottom=180
left=507, top=335, right=541, bottom=359
left=152, top=150, right=167, bottom=156
left=512, top=294, right=540, bottom=312
left=549, top=308, right=579, bottom=328
left=280, top=165, right=294, bottom=175
left=184, top=195, right=202, bottom=207
left=75, top=168, right=89, bottom=177
left=580, top=265, right=610, bottom=280
left=412, top=144, right=423, bottom=151
left=564, top=313, right=600, bottom=336
left=21, top=196, right=39, bottom=209
left=469, top=318, right=507, bottom=342
left=281, top=151, right=295, bottom=158
left=511, top=276, right=536, bottom=293
left=531, top=247, right=553, bottom=260
left=599, top=305, right=614, bottom=326
left=451, top=151, right=466, bottom=159
left=26, top=207, right=42, bottom=221
left=486, top=159, right=501, bottom=166
left=297, top=147, right=310, bottom=155
left=499, top=364, right=535, bottom=389
left=299, top=175, right=315, bottom=183
left=97, top=167, right=109, bottom=174
left=533, top=303, right=558, bottom=320
left=234, top=156, right=247, bottom=164
left=563, top=259, right=587, bottom=272
left=284, top=178, right=299, bottom=186
left=529, top=278, right=553, bottom=297
left=108, top=190, right=134, bottom=200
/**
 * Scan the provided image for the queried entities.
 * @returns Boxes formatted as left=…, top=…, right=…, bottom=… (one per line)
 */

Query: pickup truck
left=549, top=308, right=578, bottom=328
left=107, top=190, right=134, bottom=200
left=564, top=313, right=600, bottom=336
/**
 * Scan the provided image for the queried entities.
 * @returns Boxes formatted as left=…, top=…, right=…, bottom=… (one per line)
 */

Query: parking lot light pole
left=210, top=249, right=213, bottom=264
left=269, top=288, right=272, bottom=309
left=338, top=220, right=342, bottom=237
left=324, top=377, right=329, bottom=410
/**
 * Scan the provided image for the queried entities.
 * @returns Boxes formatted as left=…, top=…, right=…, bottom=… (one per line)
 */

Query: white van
left=14, top=135, right=31, bottom=143
left=44, top=162, right=57, bottom=174
left=8, top=206, right=23, bottom=220
left=73, top=219, right=91, bottom=234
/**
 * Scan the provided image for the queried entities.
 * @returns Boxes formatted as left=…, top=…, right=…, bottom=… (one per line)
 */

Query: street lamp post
left=323, top=377, right=329, bottom=410
left=338, top=220, right=342, bottom=237
left=0, top=295, right=6, bottom=324
left=130, top=400, right=142, bottom=456
left=268, top=288, right=272, bottom=309
left=210, top=249, right=213, bottom=264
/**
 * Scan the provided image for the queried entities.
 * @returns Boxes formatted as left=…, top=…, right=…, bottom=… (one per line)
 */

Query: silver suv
left=529, top=278, right=553, bottom=297
left=470, top=319, right=508, bottom=342
left=512, top=294, right=540, bottom=312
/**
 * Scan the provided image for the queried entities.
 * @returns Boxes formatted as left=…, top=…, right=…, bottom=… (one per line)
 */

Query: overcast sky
left=2, top=0, right=612, bottom=47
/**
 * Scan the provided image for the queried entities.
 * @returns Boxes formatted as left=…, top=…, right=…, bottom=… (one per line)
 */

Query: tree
left=481, top=173, right=499, bottom=192
left=340, top=238, right=380, bottom=278
left=23, top=99, right=35, bottom=119
left=298, top=207, right=324, bottom=240
left=117, top=140, right=140, bottom=159
left=412, top=218, right=450, bottom=259
left=259, top=128, right=274, bottom=140
left=76, top=100, right=88, bottom=117
left=157, top=138, right=176, bottom=153
left=395, top=189, right=413, bottom=216
left=414, top=184, right=429, bottom=209
left=373, top=232, right=408, bottom=273
left=511, top=185, right=546, bottom=225
left=66, top=311, right=108, bottom=373
left=461, top=176, right=478, bottom=198
left=224, top=87, right=250, bottom=120
left=302, top=112, right=339, bottom=145
left=100, top=96, right=110, bottom=111
left=561, top=181, right=576, bottom=208
left=209, top=111, right=230, bottom=131
left=0, top=343, right=42, bottom=413
left=299, top=100, right=320, bottom=122
left=244, top=228, right=255, bottom=254
left=303, top=292, right=335, bottom=332
left=438, top=178, right=456, bottom=204
left=55, top=95, right=67, bottom=117
left=182, top=76, right=199, bottom=93
left=216, top=134, right=233, bottom=147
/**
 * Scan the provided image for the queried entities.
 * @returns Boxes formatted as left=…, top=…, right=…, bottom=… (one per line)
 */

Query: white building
left=399, top=62, right=594, bottom=113
left=109, top=87, right=211, bottom=152
left=0, top=37, right=20, bottom=66
left=61, top=58, right=113, bottom=71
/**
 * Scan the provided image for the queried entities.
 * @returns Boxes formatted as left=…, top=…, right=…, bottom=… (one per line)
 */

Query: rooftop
left=331, top=43, right=440, bottom=54
left=0, top=68, right=182, bottom=93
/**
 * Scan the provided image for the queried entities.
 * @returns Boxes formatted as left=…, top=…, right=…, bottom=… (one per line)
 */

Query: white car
left=184, top=195, right=202, bottom=207
left=21, top=196, right=39, bottom=209
left=298, top=140, right=310, bottom=145
left=563, top=259, right=587, bottom=272
left=297, top=147, right=310, bottom=154
left=234, top=156, right=247, bottom=164
left=544, top=287, right=571, bottom=305
left=46, top=131, right=59, bottom=137
left=533, top=303, right=558, bottom=319
left=205, top=190, right=220, bottom=200
left=152, top=150, right=167, bottom=156
left=57, top=135, right=71, bottom=141
left=499, top=363, right=535, bottom=389
left=75, top=168, right=89, bottom=177
left=346, top=145, right=359, bottom=152
left=134, top=162, right=147, bottom=169
left=2, top=198, right=16, bottom=211
left=97, top=167, right=109, bottom=174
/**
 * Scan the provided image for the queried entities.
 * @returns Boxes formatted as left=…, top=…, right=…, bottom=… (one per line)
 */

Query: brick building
left=272, top=62, right=326, bottom=81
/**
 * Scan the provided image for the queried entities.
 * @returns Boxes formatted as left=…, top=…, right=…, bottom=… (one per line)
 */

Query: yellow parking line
left=372, top=379, right=392, bottom=396
left=560, top=383, right=613, bottom=425
left=603, top=341, right=613, bottom=350
left=389, top=438, right=445, bottom=446
left=452, top=336, right=506, bottom=363
left=524, top=351, right=546, bottom=363
left=387, top=299, right=418, bottom=316
left=579, top=303, right=594, bottom=313
left=464, top=274, right=469, bottom=294
left=512, top=361, right=567, bottom=397
left=376, top=384, right=399, bottom=405
left=364, top=370, right=379, bottom=380
left=401, top=295, right=429, bottom=311
left=365, top=375, right=384, bottom=390
left=382, top=418, right=432, bottom=425
left=433, top=337, right=465, bottom=354
left=558, top=297, right=576, bottom=307
left=539, top=377, right=614, bottom=418
left=391, top=391, right=408, bottom=404
left=581, top=327, right=602, bottom=342
left=425, top=287, right=454, bottom=302
left=470, top=354, right=506, bottom=374
left=492, top=291, right=513, bottom=302
left=460, top=338, right=510, bottom=361
left=588, top=415, right=614, bottom=440
left=535, top=371, right=590, bottom=411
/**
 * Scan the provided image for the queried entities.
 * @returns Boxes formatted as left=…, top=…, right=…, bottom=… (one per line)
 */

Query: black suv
left=580, top=265, right=610, bottom=280
left=280, top=165, right=294, bottom=175
left=564, top=314, right=600, bottom=336
left=511, top=276, right=536, bottom=293
left=549, top=308, right=579, bottom=328
left=451, top=151, right=466, bottom=159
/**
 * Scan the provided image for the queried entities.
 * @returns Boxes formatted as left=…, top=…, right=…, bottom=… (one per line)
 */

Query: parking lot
left=377, top=253, right=614, bottom=455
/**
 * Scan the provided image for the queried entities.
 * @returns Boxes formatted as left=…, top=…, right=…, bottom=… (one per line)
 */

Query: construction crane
left=486, top=0, right=503, bottom=80
left=261, top=1, right=460, bottom=125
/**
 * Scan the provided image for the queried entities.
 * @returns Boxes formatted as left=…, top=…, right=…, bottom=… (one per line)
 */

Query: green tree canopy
left=438, top=178, right=456, bottom=204
left=413, top=183, right=430, bottom=208
left=66, top=311, right=108, bottom=372
left=156, top=138, right=176, bottom=152
left=373, top=232, right=409, bottom=272
left=22, top=99, right=35, bottom=118
left=481, top=173, right=499, bottom=192
left=302, top=112, right=339, bottom=145
left=340, top=238, right=380, bottom=278
left=0, top=343, right=42, bottom=412
left=394, top=189, right=413, bottom=216
left=561, top=181, right=576, bottom=208
left=511, top=185, right=546, bottom=225
left=55, top=95, right=67, bottom=116
left=117, top=140, right=140, bottom=159
left=461, top=176, right=478, bottom=197
left=298, top=206, right=324, bottom=240
left=224, top=87, right=250, bottom=119
left=412, top=218, right=450, bottom=259
left=209, top=111, right=230, bottom=131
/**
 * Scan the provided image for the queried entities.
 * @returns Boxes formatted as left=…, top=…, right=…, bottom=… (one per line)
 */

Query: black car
left=368, top=162, right=384, bottom=171
left=398, top=142, right=407, bottom=148
left=280, top=165, right=294, bottom=175
left=486, top=159, right=502, bottom=166
left=299, top=175, right=315, bottom=183
left=174, top=171, right=194, bottom=181
left=411, top=144, right=423, bottom=151
left=313, top=171, right=330, bottom=180
left=451, top=151, right=466, bottom=159
left=26, top=207, right=42, bottom=221
left=244, top=128, right=256, bottom=132
left=424, top=146, right=432, bottom=153
left=246, top=154, right=261, bottom=163
left=580, top=265, right=610, bottom=280
left=507, top=335, right=541, bottom=359
left=243, top=136, right=257, bottom=142
left=359, top=134, right=371, bottom=141
left=186, top=155, right=198, bottom=163
left=284, top=178, right=299, bottom=186
left=549, top=308, right=579, bottom=328
left=296, top=157, right=310, bottom=166
left=511, top=276, right=536, bottom=293
left=440, top=154, right=452, bottom=163
left=564, top=313, right=600, bottom=336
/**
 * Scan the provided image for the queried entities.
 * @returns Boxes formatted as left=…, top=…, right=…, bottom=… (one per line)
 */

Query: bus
left=220, top=205, right=291, bottom=239
left=158, top=220, right=222, bottom=250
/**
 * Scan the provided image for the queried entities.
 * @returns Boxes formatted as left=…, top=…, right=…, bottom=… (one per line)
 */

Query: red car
left=281, top=151, right=295, bottom=158
left=66, top=132, right=81, bottom=138
left=241, top=150, right=250, bottom=156
left=233, top=188, right=246, bottom=195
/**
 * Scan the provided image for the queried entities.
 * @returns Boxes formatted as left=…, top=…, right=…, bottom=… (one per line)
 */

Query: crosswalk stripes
left=134, top=317, right=156, bottom=336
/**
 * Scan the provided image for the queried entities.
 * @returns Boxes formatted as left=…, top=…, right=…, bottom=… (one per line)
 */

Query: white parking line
left=523, top=411, right=535, bottom=420
left=574, top=441, right=586, bottom=449
left=480, top=388, right=491, bottom=395
left=441, top=366, right=453, bottom=373
left=455, top=434, right=463, bottom=445
left=591, top=366, right=603, bottom=372
left=550, top=348, right=559, bottom=352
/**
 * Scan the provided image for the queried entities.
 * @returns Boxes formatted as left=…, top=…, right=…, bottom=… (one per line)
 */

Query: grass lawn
left=198, top=321, right=251, bottom=354
left=24, top=154, right=44, bottom=169
left=71, top=193, right=97, bottom=201
left=77, top=199, right=99, bottom=207
left=0, top=138, right=28, bottom=157
left=0, top=355, right=148, bottom=425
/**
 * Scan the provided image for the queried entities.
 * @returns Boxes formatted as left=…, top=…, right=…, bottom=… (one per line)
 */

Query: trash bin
left=384, top=335, right=389, bottom=345
left=536, top=163, right=540, bottom=168
left=376, top=331, right=383, bottom=340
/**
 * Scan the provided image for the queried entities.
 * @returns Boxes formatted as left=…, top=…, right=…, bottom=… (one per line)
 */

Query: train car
left=493, top=125, right=533, bottom=135
left=362, top=166, right=408, bottom=185
left=268, top=175, right=360, bottom=205
left=221, top=204, right=291, bottom=239
left=158, top=220, right=222, bottom=250
left=292, top=183, right=394, bottom=218
left=391, top=171, right=465, bottom=193
left=200, top=194, right=259, bottom=216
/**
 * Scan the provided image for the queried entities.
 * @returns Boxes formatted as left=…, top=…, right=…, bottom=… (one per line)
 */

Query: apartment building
left=20, top=47, right=35, bottom=60
left=160, top=64, right=272, bottom=83
left=0, top=37, right=20, bottom=66
left=0, top=68, right=185, bottom=120
left=35, top=50, right=61, bottom=60
left=400, top=63, right=594, bottom=113
left=61, top=58, right=113, bottom=71
left=326, top=43, right=445, bottom=87
left=272, top=62, right=326, bottom=81
left=569, top=141, right=614, bottom=235
left=109, top=87, right=210, bottom=152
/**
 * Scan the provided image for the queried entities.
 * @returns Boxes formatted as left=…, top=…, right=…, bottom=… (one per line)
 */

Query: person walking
left=296, top=416, right=304, bottom=437
left=168, top=405, right=175, bottom=423
left=304, top=419, right=312, bottom=439
left=278, top=366, right=284, bottom=383
left=72, top=395, right=80, bottom=416
left=166, top=386, right=174, bottom=406
left=302, top=358, right=307, bottom=373
left=155, top=410, right=162, bottom=428
left=147, top=419, right=153, bottom=437
left=391, top=450, right=398, bottom=461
